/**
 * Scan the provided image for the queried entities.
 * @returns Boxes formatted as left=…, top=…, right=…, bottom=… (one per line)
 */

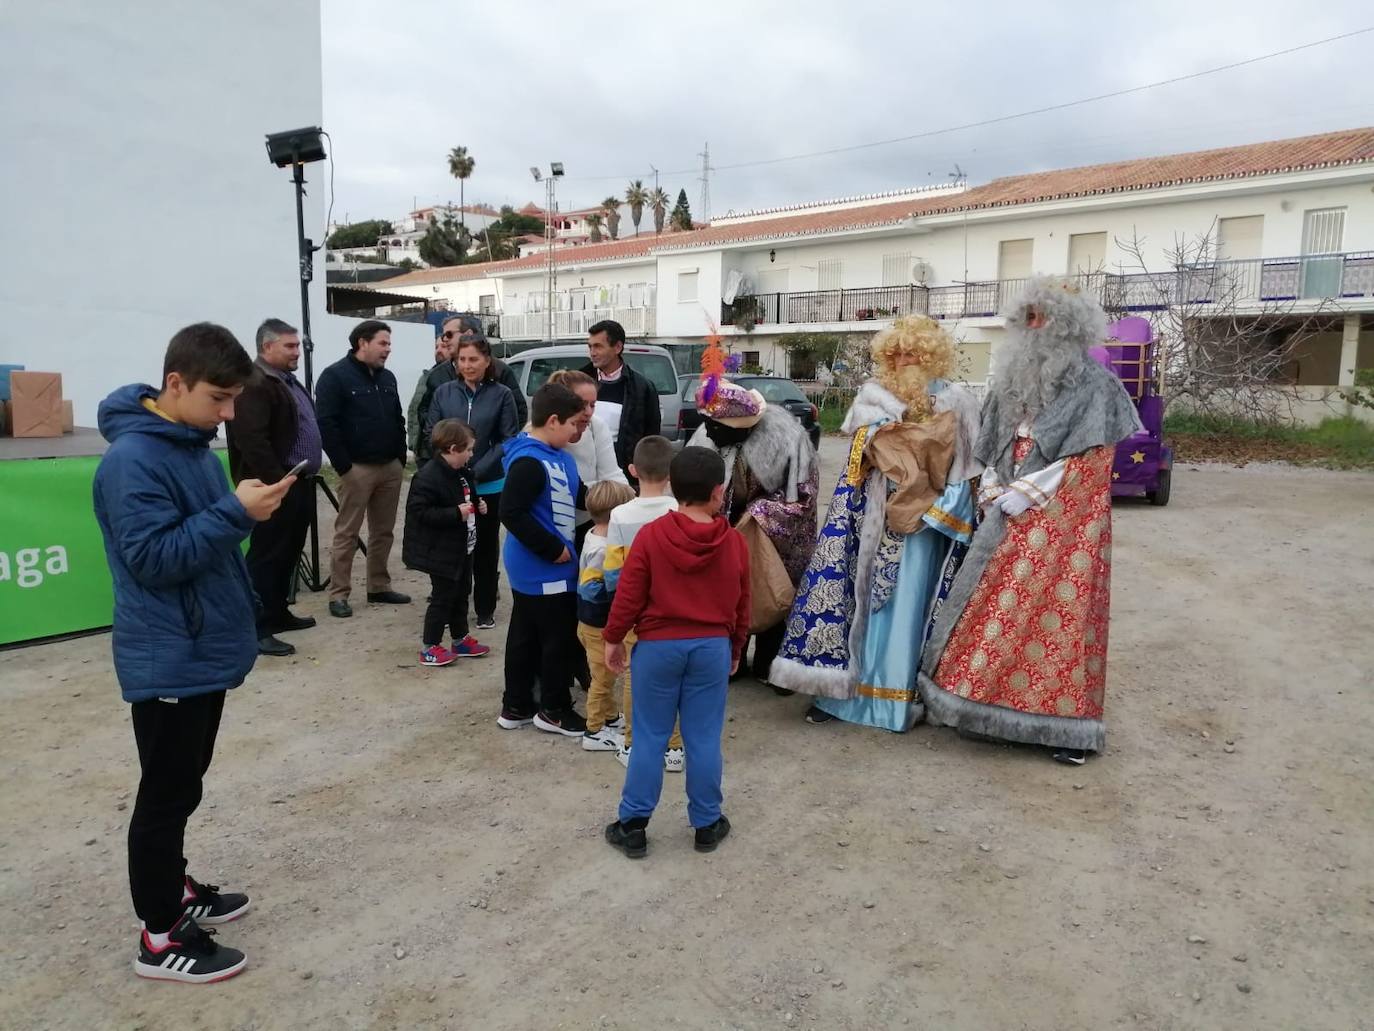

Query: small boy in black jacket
left=403, top=418, right=492, bottom=665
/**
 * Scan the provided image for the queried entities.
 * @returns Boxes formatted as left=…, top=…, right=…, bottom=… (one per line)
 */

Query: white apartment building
left=374, top=127, right=1374, bottom=419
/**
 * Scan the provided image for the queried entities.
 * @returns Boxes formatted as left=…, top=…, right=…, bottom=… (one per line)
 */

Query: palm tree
left=585, top=212, right=604, bottom=243
left=625, top=180, right=649, bottom=236
left=649, top=187, right=671, bottom=234
left=601, top=196, right=622, bottom=241
left=447, top=146, right=476, bottom=230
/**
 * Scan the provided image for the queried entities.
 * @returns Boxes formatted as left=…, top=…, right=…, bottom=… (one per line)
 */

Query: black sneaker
left=181, top=876, right=250, bottom=926
left=496, top=708, right=535, bottom=730
left=1053, top=748, right=1088, bottom=766
left=805, top=705, right=836, bottom=725
left=133, top=914, right=246, bottom=984
left=534, top=709, right=587, bottom=737
left=694, top=816, right=732, bottom=853
left=475, top=615, right=496, bottom=630
left=770, top=685, right=796, bottom=697
left=367, top=590, right=411, bottom=604
left=605, top=820, right=647, bottom=859
left=328, top=600, right=352, bottom=618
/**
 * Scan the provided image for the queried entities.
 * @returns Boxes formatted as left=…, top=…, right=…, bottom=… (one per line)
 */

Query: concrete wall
left=0, top=1, right=325, bottom=425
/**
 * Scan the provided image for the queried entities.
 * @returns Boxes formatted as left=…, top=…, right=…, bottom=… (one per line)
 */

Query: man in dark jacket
left=413, top=314, right=526, bottom=466
left=93, top=323, right=294, bottom=984
left=314, top=319, right=410, bottom=618
left=583, top=319, right=661, bottom=474
left=226, top=318, right=322, bottom=656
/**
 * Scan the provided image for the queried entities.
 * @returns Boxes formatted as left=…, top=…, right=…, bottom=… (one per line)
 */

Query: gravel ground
left=2, top=439, right=1372, bottom=1031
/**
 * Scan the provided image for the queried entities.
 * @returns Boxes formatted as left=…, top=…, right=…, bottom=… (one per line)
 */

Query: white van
left=500, top=343, right=682, bottom=439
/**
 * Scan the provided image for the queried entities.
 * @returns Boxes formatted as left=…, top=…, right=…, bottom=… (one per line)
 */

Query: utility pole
left=697, top=142, right=713, bottom=223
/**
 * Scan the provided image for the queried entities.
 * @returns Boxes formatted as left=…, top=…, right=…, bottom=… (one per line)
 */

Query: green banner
left=0, top=452, right=235, bottom=646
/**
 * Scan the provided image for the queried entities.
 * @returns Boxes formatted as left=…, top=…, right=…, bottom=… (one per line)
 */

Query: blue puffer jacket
left=93, top=384, right=259, bottom=702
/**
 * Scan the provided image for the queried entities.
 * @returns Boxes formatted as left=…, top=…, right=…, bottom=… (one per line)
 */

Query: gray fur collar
left=979, top=362, right=1141, bottom=482
left=688, top=407, right=813, bottom=503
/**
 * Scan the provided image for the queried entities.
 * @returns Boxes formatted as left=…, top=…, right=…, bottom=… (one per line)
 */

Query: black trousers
left=246, top=476, right=313, bottom=631
left=128, top=691, right=226, bottom=932
left=751, top=622, right=786, bottom=679
left=472, top=494, right=502, bottom=621
left=424, top=566, right=471, bottom=646
left=503, top=590, right=576, bottom=716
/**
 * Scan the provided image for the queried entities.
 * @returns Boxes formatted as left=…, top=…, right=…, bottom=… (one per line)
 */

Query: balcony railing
left=499, top=305, right=656, bottom=341
left=721, top=253, right=1374, bottom=328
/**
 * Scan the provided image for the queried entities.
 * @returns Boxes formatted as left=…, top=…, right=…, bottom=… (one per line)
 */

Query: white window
left=817, top=258, right=842, bottom=291
left=1067, top=232, right=1108, bottom=275
left=678, top=270, right=699, bottom=302
left=882, top=252, right=913, bottom=286
left=629, top=282, right=646, bottom=307
left=478, top=294, right=496, bottom=314
left=1301, top=208, right=1345, bottom=255
left=998, top=239, right=1034, bottom=281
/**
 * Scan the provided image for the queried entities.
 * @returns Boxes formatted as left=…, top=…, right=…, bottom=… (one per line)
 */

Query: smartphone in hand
left=285, top=459, right=310, bottom=479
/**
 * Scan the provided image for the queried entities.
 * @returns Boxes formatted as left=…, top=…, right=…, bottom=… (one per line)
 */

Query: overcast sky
left=322, top=0, right=1374, bottom=226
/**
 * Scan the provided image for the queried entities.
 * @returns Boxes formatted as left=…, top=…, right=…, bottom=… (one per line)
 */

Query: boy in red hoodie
left=602, top=447, right=751, bottom=858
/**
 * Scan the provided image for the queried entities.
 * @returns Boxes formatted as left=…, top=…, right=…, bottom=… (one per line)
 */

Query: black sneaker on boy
left=133, top=913, right=246, bottom=984
left=181, top=876, right=250, bottom=925
left=694, top=816, right=732, bottom=853
left=533, top=709, right=587, bottom=737
left=496, top=708, right=535, bottom=730
left=605, top=818, right=648, bottom=859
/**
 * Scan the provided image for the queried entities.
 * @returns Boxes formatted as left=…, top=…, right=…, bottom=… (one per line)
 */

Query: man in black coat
left=583, top=319, right=661, bottom=475
left=314, top=319, right=410, bottom=618
left=413, top=315, right=526, bottom=467
left=226, top=318, right=322, bottom=656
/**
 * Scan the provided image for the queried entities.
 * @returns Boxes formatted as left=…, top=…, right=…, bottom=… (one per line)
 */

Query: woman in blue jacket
left=426, top=336, right=519, bottom=629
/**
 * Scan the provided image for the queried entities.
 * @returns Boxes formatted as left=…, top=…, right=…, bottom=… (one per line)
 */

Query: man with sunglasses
left=411, top=315, right=526, bottom=468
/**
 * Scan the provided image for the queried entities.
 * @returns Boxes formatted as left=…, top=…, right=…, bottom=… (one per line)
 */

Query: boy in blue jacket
left=93, top=323, right=294, bottom=984
left=496, top=383, right=588, bottom=736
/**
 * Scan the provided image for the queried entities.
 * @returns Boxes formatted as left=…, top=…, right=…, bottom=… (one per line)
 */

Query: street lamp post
left=531, top=162, right=564, bottom=342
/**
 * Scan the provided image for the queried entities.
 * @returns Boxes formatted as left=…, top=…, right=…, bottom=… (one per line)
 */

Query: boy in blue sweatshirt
left=497, top=383, right=589, bottom=736
left=93, top=323, right=294, bottom=983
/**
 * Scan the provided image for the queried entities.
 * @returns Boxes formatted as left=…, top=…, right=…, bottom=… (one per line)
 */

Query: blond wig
left=871, top=315, right=957, bottom=418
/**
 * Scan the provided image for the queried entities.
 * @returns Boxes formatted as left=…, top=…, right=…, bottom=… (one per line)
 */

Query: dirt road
left=2, top=440, right=1372, bottom=1031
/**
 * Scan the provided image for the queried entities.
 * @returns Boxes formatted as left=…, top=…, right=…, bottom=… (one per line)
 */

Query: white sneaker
left=664, top=748, right=685, bottom=774
left=616, top=745, right=631, bottom=768
left=604, top=713, right=626, bottom=733
left=581, top=726, right=622, bottom=752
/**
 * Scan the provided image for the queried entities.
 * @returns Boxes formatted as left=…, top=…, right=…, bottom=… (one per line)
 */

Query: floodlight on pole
left=530, top=162, right=564, bottom=341
left=530, top=167, right=542, bottom=182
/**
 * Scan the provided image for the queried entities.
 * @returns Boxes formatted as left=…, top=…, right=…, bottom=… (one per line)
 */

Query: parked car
left=676, top=374, right=821, bottom=449
left=500, top=343, right=683, bottom=439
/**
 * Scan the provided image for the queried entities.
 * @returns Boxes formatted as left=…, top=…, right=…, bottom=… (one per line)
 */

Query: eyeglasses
left=442, top=330, right=481, bottom=343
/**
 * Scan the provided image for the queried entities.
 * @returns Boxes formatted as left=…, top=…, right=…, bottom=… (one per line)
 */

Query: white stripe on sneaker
left=161, top=954, right=178, bottom=968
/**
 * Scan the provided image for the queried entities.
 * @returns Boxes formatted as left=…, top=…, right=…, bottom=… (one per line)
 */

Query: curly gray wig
left=992, top=276, right=1108, bottom=417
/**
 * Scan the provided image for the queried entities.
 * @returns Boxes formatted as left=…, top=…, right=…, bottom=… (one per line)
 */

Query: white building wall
left=0, top=1, right=326, bottom=424
left=655, top=250, right=725, bottom=337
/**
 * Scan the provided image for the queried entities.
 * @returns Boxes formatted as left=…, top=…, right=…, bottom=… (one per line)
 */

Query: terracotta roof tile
left=383, top=127, right=1374, bottom=287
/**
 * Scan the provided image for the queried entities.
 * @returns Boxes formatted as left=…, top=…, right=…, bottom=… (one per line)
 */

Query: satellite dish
left=912, top=260, right=934, bottom=285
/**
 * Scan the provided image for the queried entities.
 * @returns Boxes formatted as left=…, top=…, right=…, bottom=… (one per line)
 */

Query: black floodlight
left=265, top=126, right=327, bottom=167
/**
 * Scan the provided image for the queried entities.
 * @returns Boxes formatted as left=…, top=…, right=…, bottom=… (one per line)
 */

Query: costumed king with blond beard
left=917, top=277, right=1139, bottom=764
left=768, top=317, right=982, bottom=732
left=684, top=345, right=818, bottom=686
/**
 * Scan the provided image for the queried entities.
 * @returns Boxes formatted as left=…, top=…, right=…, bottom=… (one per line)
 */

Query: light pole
left=530, top=162, right=564, bottom=342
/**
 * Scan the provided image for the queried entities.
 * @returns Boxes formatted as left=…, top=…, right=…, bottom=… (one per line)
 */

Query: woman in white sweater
left=547, top=370, right=628, bottom=551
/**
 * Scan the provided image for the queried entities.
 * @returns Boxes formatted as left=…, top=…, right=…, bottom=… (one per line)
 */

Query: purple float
left=1101, top=316, right=1173, bottom=505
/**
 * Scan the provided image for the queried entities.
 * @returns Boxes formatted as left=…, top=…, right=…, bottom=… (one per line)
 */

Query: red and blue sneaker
left=419, top=645, right=457, bottom=667
left=451, top=635, right=491, bottom=659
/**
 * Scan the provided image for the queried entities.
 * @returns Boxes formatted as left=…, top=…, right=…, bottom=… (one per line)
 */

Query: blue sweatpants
left=618, top=637, right=730, bottom=829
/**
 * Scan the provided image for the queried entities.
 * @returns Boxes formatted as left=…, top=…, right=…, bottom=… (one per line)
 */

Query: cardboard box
left=0, top=364, right=24, bottom=401
left=10, top=371, right=63, bottom=438
left=62, top=400, right=74, bottom=434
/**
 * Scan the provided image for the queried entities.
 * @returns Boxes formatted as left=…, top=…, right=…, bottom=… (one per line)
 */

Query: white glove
left=995, top=488, right=1035, bottom=518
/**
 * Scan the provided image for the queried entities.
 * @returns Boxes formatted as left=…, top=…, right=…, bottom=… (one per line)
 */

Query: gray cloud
left=322, top=0, right=1374, bottom=224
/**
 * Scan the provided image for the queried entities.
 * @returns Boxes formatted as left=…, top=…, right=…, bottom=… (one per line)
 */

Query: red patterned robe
left=932, top=435, right=1113, bottom=728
